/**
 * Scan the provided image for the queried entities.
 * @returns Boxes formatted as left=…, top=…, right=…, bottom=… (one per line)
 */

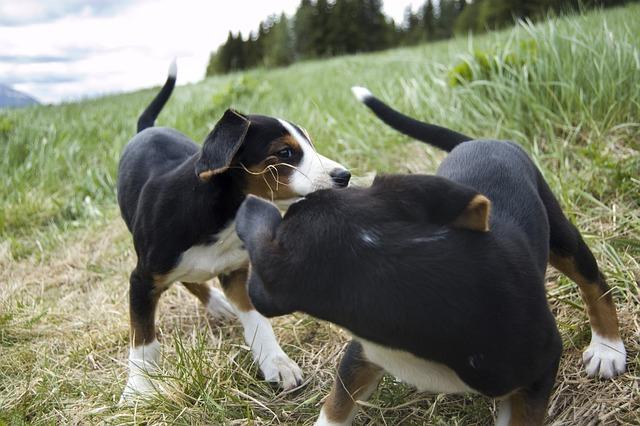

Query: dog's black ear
left=452, top=194, right=491, bottom=232
left=247, top=267, right=294, bottom=318
left=236, top=195, right=282, bottom=253
left=196, top=109, right=250, bottom=180
left=380, top=174, right=491, bottom=232
left=415, top=176, right=491, bottom=232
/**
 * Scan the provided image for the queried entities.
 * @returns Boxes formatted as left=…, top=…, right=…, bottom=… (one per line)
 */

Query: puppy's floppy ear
left=247, top=267, right=294, bottom=318
left=236, top=195, right=282, bottom=253
left=196, top=109, right=250, bottom=180
left=390, top=174, right=491, bottom=232
left=452, top=194, right=491, bottom=232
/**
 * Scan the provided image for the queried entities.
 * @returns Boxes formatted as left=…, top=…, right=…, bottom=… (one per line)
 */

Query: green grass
left=1, top=4, right=639, bottom=425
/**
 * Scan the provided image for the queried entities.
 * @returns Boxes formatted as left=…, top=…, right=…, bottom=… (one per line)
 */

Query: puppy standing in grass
left=235, top=88, right=627, bottom=425
left=116, top=61, right=351, bottom=402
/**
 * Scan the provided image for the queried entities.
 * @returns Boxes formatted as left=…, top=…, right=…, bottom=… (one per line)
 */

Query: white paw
left=207, top=287, right=236, bottom=322
left=119, top=340, right=161, bottom=405
left=315, top=407, right=352, bottom=425
left=583, top=333, right=626, bottom=379
left=260, top=351, right=304, bottom=390
left=119, top=372, right=157, bottom=405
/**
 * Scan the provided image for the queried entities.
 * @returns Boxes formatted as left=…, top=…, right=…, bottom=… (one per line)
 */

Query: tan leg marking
left=220, top=268, right=252, bottom=312
left=182, top=281, right=211, bottom=305
left=549, top=254, right=620, bottom=339
left=322, top=341, right=384, bottom=424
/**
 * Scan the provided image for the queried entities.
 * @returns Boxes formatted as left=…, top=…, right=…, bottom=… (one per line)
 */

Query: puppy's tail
left=137, top=59, right=177, bottom=133
left=351, top=86, right=472, bottom=152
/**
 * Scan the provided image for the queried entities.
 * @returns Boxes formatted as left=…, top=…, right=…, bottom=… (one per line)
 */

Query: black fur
left=137, top=70, right=176, bottom=132
left=357, top=90, right=472, bottom=151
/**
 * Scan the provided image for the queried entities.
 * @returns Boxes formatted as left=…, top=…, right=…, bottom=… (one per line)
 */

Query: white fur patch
left=351, top=86, right=372, bottom=102
left=120, top=339, right=161, bottom=403
left=277, top=119, right=347, bottom=195
left=160, top=221, right=248, bottom=285
left=495, top=397, right=512, bottom=426
left=237, top=309, right=303, bottom=390
left=359, top=339, right=475, bottom=394
left=168, top=58, right=177, bottom=78
left=206, top=287, right=236, bottom=321
left=315, top=408, right=352, bottom=426
left=583, top=331, right=626, bottom=378
left=411, top=228, right=449, bottom=244
left=360, top=229, right=380, bottom=247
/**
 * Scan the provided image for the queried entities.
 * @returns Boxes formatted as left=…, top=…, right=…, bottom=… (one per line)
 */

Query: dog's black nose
left=330, top=169, right=351, bottom=188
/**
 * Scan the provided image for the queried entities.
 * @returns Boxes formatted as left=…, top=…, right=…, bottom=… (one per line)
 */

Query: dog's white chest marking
left=359, top=339, right=475, bottom=394
left=163, top=222, right=248, bottom=284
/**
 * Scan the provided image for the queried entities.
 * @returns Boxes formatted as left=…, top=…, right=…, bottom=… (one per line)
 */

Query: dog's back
left=117, top=128, right=198, bottom=230
left=439, top=140, right=550, bottom=271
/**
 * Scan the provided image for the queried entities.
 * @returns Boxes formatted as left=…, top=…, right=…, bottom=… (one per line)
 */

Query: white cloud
left=0, top=0, right=423, bottom=104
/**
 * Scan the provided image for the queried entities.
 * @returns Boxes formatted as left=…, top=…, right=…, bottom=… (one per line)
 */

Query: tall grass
left=0, top=4, right=638, bottom=425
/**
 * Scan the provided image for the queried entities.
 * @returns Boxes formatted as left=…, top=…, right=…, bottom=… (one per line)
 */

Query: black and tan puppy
left=234, top=88, right=626, bottom=425
left=116, top=62, right=350, bottom=402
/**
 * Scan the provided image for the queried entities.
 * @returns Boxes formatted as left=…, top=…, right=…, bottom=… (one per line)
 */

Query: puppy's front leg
left=220, top=268, right=303, bottom=390
left=316, top=340, right=384, bottom=426
left=120, top=269, right=164, bottom=404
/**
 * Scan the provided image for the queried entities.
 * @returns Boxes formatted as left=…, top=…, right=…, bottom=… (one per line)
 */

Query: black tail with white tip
left=137, top=59, right=177, bottom=132
left=351, top=86, right=473, bottom=152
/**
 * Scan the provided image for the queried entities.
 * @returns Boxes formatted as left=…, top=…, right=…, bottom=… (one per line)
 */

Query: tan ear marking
left=198, top=167, right=229, bottom=181
left=453, top=194, right=491, bottom=232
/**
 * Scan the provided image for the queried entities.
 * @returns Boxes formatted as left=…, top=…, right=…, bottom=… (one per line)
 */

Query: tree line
left=206, top=0, right=630, bottom=76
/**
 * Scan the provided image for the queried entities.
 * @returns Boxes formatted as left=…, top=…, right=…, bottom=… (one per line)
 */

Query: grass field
left=1, top=4, right=639, bottom=425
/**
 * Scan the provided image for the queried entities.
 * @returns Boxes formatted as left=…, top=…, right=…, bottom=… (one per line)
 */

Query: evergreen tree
left=402, top=6, right=423, bottom=45
left=436, top=0, right=459, bottom=39
left=263, top=14, right=295, bottom=67
left=314, top=0, right=332, bottom=56
left=231, top=32, right=246, bottom=70
left=210, top=31, right=236, bottom=74
left=327, top=0, right=353, bottom=54
left=421, top=0, right=436, bottom=40
left=362, top=0, right=389, bottom=51
left=294, top=0, right=316, bottom=58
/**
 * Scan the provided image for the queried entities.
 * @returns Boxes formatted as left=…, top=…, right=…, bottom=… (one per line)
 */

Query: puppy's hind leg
left=120, top=268, right=165, bottom=404
left=316, top=340, right=384, bottom=426
left=220, top=268, right=303, bottom=390
left=182, top=281, right=235, bottom=322
left=539, top=176, right=626, bottom=378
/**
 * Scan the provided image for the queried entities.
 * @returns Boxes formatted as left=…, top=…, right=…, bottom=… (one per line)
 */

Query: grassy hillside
left=1, top=4, right=639, bottom=425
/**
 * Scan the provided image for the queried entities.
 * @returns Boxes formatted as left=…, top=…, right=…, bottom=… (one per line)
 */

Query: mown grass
left=1, top=4, right=639, bottom=425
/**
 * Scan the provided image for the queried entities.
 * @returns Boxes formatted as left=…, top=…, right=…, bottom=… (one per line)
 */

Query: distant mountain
left=0, top=84, right=39, bottom=108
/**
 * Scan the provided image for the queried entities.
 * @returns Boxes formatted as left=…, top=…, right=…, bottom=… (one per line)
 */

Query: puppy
left=116, top=61, right=351, bottom=402
left=234, top=87, right=626, bottom=425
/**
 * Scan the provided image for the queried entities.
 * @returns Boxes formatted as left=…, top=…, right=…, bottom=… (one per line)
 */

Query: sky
left=0, top=0, right=424, bottom=104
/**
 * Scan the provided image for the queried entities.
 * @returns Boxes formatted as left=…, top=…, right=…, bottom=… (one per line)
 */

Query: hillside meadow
left=1, top=4, right=639, bottom=425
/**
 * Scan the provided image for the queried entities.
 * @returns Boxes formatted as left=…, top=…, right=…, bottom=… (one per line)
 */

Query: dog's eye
left=276, top=147, right=294, bottom=159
